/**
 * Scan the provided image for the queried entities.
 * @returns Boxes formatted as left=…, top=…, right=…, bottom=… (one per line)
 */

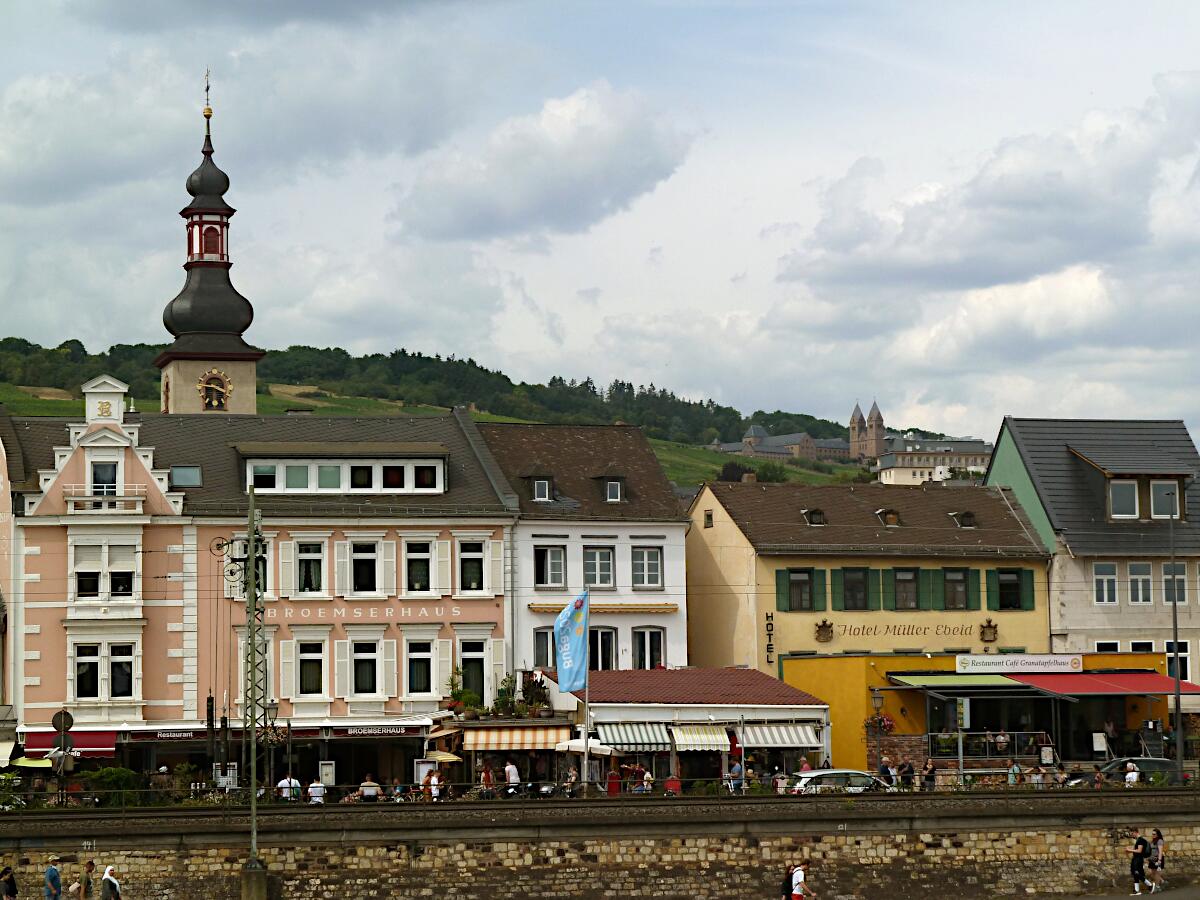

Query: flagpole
left=582, top=616, right=591, bottom=796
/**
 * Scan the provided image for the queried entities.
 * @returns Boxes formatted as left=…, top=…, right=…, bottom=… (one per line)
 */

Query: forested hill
left=0, top=337, right=853, bottom=444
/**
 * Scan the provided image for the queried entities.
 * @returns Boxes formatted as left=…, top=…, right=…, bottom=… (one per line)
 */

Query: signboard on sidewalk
left=955, top=654, right=1082, bottom=674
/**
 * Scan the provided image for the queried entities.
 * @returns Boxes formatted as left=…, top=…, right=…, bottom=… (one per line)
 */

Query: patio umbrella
left=10, top=757, right=52, bottom=768
left=554, top=738, right=616, bottom=756
left=426, top=750, right=461, bottom=763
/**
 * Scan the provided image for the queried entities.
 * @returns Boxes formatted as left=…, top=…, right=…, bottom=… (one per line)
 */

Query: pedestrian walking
left=1124, top=827, right=1152, bottom=895
left=779, top=864, right=794, bottom=900
left=98, top=868, right=119, bottom=900
left=1147, top=828, right=1166, bottom=893
left=790, top=859, right=817, bottom=898
left=44, top=856, right=61, bottom=900
left=1, top=865, right=18, bottom=899
left=921, top=758, right=937, bottom=792
left=69, top=860, right=95, bottom=898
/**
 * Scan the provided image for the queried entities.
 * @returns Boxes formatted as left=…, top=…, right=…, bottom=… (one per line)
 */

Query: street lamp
left=1167, top=483, right=1189, bottom=785
left=871, top=689, right=885, bottom=774
left=265, top=699, right=279, bottom=800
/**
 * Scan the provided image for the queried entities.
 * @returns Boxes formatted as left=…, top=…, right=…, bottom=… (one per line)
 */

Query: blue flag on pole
left=553, top=588, right=590, bottom=693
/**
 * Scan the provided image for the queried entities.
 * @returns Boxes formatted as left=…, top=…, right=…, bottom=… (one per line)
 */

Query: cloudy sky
left=4, top=2, right=1200, bottom=437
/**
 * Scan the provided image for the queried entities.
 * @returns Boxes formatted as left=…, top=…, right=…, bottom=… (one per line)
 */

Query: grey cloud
left=63, top=0, right=405, bottom=31
left=576, top=287, right=602, bottom=304
left=393, top=82, right=693, bottom=241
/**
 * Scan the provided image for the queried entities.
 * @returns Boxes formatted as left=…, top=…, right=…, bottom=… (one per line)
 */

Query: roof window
left=533, top=478, right=552, bottom=502
left=876, top=508, right=901, bottom=527
left=803, top=508, right=826, bottom=526
left=605, top=479, right=622, bottom=503
left=950, top=510, right=977, bottom=528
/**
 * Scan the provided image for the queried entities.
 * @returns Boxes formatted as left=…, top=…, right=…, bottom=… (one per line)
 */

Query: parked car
left=789, top=769, right=897, bottom=795
left=1065, top=757, right=1187, bottom=787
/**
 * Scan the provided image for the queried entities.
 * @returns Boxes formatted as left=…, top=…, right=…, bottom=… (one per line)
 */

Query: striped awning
left=741, top=723, right=821, bottom=749
left=671, top=724, right=730, bottom=753
left=597, top=722, right=671, bottom=752
left=463, top=726, right=571, bottom=752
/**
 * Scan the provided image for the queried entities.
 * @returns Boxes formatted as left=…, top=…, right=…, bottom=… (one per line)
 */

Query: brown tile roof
left=478, top=423, right=685, bottom=521
left=706, top=482, right=1045, bottom=558
left=548, top=666, right=825, bottom=706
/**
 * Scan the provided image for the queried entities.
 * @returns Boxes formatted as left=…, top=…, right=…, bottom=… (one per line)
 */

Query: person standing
left=0, top=866, right=18, bottom=899
left=1147, top=828, right=1166, bottom=892
left=276, top=771, right=301, bottom=801
left=429, top=768, right=442, bottom=802
left=1091, top=764, right=1105, bottom=790
left=479, top=763, right=496, bottom=800
left=728, top=759, right=744, bottom=793
left=504, top=759, right=521, bottom=795
left=1124, top=761, right=1140, bottom=787
left=921, top=759, right=937, bottom=792
left=98, top=868, right=119, bottom=900
left=897, top=758, right=915, bottom=791
left=79, top=860, right=96, bottom=899
left=877, top=757, right=894, bottom=787
left=307, top=775, right=326, bottom=805
left=1125, top=827, right=1152, bottom=896
left=779, top=864, right=795, bottom=900
left=1006, top=758, right=1022, bottom=788
left=790, top=859, right=817, bottom=898
left=44, top=855, right=61, bottom=900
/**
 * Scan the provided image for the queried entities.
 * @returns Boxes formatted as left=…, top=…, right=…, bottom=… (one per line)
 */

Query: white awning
left=597, top=722, right=671, bottom=752
left=671, top=724, right=730, bottom=753
left=741, top=723, right=821, bottom=749
left=555, top=737, right=617, bottom=757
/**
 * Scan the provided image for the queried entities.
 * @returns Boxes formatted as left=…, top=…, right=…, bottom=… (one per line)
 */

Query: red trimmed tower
left=154, top=100, right=263, bottom=414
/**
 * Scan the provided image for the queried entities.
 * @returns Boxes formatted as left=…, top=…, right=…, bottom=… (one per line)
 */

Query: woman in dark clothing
left=99, top=867, right=119, bottom=900
left=921, top=758, right=937, bottom=792
left=780, top=864, right=795, bottom=900
left=0, top=865, right=18, bottom=898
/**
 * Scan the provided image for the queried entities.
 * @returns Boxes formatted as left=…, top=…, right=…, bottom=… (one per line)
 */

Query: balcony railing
left=928, top=730, right=1052, bottom=759
left=62, top=484, right=146, bottom=514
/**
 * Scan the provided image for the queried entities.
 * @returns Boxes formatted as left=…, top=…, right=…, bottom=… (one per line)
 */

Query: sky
left=4, top=2, right=1200, bottom=438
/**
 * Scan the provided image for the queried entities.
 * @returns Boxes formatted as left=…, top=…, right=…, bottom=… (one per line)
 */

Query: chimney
left=741, top=472, right=757, bottom=483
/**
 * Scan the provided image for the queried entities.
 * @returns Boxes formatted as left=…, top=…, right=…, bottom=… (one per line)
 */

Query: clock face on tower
left=197, top=368, right=232, bottom=410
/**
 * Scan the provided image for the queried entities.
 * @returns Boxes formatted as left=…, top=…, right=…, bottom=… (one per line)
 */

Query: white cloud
left=394, top=82, right=693, bottom=241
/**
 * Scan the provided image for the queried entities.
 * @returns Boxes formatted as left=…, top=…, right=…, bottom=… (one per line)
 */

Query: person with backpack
left=1124, top=827, right=1153, bottom=895
left=1147, top=828, right=1166, bottom=893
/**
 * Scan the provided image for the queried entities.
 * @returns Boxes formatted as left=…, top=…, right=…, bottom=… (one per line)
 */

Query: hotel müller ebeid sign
left=955, top=654, right=1083, bottom=674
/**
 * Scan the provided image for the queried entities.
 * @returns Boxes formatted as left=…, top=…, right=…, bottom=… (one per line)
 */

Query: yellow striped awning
left=741, top=723, right=821, bottom=749
left=671, top=724, right=730, bottom=753
left=463, top=726, right=571, bottom=752
left=597, top=722, right=671, bottom=752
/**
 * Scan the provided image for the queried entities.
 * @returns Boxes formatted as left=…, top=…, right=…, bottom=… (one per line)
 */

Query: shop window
left=894, top=569, right=919, bottom=610
left=297, top=542, right=324, bottom=594
left=407, top=641, right=433, bottom=694
left=997, top=571, right=1022, bottom=610
left=459, top=640, right=486, bottom=701
left=351, top=542, right=378, bottom=594
left=74, top=645, right=100, bottom=699
left=632, top=547, right=663, bottom=589
left=534, top=547, right=565, bottom=588
left=944, top=569, right=968, bottom=610
left=1129, top=563, right=1152, bottom=604
left=1166, top=641, right=1190, bottom=681
left=1093, top=563, right=1118, bottom=604
left=843, top=569, right=869, bottom=611
left=589, top=628, right=617, bottom=670
left=533, top=628, right=556, bottom=669
left=633, top=628, right=664, bottom=669
left=459, top=542, right=486, bottom=593
left=1164, top=563, right=1187, bottom=605
left=352, top=641, right=378, bottom=695
left=584, top=547, right=615, bottom=588
left=405, top=541, right=432, bottom=593
left=298, top=641, right=325, bottom=696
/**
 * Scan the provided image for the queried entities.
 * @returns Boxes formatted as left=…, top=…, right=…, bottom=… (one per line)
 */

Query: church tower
left=866, top=400, right=885, bottom=459
left=849, top=403, right=866, bottom=460
left=154, top=90, right=263, bottom=414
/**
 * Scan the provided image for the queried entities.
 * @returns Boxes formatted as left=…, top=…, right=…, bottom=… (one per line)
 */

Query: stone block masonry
left=0, top=792, right=1196, bottom=899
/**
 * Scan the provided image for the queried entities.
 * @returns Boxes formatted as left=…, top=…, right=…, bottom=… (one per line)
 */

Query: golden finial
left=203, top=68, right=213, bottom=131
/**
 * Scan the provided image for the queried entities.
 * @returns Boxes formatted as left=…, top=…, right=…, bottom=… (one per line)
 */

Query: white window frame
left=1166, top=640, right=1190, bottom=682
left=533, top=479, right=551, bottom=502
left=457, top=638, right=488, bottom=703
left=1109, top=479, right=1138, bottom=519
left=230, top=534, right=276, bottom=600
left=633, top=626, right=666, bottom=670
left=295, top=539, right=328, bottom=597
left=456, top=539, right=488, bottom=596
left=1130, top=640, right=1154, bottom=654
left=243, top=459, right=445, bottom=495
left=583, top=546, right=615, bottom=589
left=1094, top=641, right=1120, bottom=653
left=403, top=538, right=436, bottom=596
left=349, top=540, right=380, bottom=597
left=533, top=627, right=556, bottom=669
left=1151, top=480, right=1180, bottom=520
left=534, top=545, right=566, bottom=589
left=1128, top=562, right=1153, bottom=604
left=589, top=627, right=617, bottom=671
left=70, top=539, right=140, bottom=604
left=108, top=642, right=136, bottom=699
left=69, top=638, right=142, bottom=703
left=87, top=449, right=122, bottom=497
left=350, top=638, right=382, bottom=698
left=632, top=546, right=664, bottom=590
left=1093, top=562, right=1118, bottom=605
left=606, top=480, right=622, bottom=503
left=296, top=639, right=327, bottom=698
left=405, top=638, right=436, bottom=697
left=1163, top=561, right=1188, bottom=605
left=73, top=644, right=101, bottom=700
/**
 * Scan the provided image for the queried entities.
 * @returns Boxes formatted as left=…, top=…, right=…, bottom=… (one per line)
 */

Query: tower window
left=202, top=375, right=228, bottom=410
left=202, top=226, right=221, bottom=256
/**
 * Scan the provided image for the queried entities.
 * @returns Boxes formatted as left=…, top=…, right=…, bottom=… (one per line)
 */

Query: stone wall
left=0, top=792, right=1195, bottom=899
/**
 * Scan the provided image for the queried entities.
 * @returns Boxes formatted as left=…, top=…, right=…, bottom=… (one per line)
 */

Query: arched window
left=202, top=375, right=228, bottom=410
left=202, top=226, right=221, bottom=256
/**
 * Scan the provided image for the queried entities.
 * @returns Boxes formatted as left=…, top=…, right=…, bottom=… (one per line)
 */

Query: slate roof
left=881, top=436, right=993, bottom=454
left=478, top=423, right=685, bottom=521
left=993, top=418, right=1200, bottom=556
left=703, top=481, right=1045, bottom=558
left=548, top=667, right=825, bottom=706
left=0, top=408, right=516, bottom=518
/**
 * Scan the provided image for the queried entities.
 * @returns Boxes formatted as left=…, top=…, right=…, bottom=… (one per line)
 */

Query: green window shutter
left=775, top=569, right=790, bottom=612
left=986, top=570, right=1000, bottom=611
left=1020, top=568, right=1035, bottom=611
left=932, top=569, right=946, bottom=611
left=831, top=568, right=844, bottom=611
left=812, top=569, right=827, bottom=612
left=867, top=568, right=881, bottom=611
left=967, top=569, right=981, bottom=610
left=882, top=569, right=896, bottom=610
left=918, top=568, right=933, bottom=610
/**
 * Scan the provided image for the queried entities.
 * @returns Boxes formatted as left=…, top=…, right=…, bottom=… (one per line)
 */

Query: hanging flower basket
left=864, top=714, right=895, bottom=735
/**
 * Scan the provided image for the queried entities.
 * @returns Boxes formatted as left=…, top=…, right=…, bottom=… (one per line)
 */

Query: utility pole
left=242, top=486, right=268, bottom=898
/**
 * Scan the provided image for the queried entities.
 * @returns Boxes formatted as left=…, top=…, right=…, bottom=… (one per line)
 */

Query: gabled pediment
left=81, top=374, right=130, bottom=393
left=77, top=427, right=133, bottom=449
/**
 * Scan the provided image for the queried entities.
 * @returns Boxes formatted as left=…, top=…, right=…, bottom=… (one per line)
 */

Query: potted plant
left=495, top=673, right=517, bottom=718
left=460, top=690, right=482, bottom=720
left=527, top=701, right=545, bottom=719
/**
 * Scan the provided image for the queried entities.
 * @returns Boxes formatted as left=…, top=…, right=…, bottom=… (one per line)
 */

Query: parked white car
left=789, top=769, right=896, bottom=795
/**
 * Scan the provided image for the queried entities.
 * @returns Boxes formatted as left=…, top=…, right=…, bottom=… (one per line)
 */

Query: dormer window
left=951, top=511, right=977, bottom=528
left=1151, top=480, right=1180, bottom=520
left=1109, top=480, right=1138, bottom=519
left=244, top=459, right=444, bottom=495
left=533, top=479, right=552, bottom=502
left=606, top=480, right=622, bottom=503
left=877, top=508, right=901, bottom=527
left=804, top=508, right=826, bottom=526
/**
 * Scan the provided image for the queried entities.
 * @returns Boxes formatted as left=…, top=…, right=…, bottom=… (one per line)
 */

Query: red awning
left=22, top=731, right=117, bottom=759
left=1009, top=673, right=1200, bottom=697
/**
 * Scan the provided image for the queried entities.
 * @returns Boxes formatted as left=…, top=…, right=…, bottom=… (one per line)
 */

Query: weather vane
left=203, top=68, right=213, bottom=131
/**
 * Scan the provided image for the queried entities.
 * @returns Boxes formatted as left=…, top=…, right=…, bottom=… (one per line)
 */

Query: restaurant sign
left=332, top=726, right=422, bottom=737
left=956, top=654, right=1082, bottom=674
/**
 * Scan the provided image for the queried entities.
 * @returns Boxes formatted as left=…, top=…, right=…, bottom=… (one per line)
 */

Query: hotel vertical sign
left=764, top=612, right=775, bottom=665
